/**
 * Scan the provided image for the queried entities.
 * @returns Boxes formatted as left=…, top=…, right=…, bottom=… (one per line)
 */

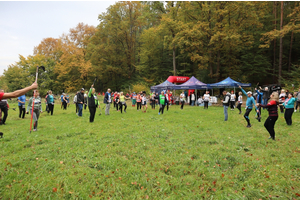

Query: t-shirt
left=0, top=92, right=4, bottom=101
left=18, top=95, right=26, bottom=106
left=180, top=93, right=185, bottom=101
left=238, top=95, right=243, bottom=103
left=120, top=95, right=125, bottom=103
left=142, top=96, right=147, bottom=104
left=230, top=94, right=236, bottom=101
left=159, top=94, right=165, bottom=105
left=203, top=94, right=210, bottom=102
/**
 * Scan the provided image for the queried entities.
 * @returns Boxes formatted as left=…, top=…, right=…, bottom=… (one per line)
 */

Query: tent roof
left=173, top=76, right=209, bottom=90
left=150, top=80, right=177, bottom=90
left=208, top=77, right=251, bottom=88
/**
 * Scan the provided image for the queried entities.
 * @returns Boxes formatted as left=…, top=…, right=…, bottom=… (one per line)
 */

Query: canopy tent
left=173, top=76, right=209, bottom=90
left=208, top=77, right=251, bottom=88
left=150, top=80, right=177, bottom=90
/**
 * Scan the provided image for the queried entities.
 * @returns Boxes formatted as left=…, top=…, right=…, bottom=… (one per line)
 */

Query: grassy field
left=0, top=100, right=300, bottom=199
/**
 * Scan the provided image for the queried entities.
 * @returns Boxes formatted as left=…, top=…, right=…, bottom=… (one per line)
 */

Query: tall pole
left=278, top=1, right=283, bottom=85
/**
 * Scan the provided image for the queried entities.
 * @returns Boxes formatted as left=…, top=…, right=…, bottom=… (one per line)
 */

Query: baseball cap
left=247, top=91, right=252, bottom=95
left=81, top=88, right=85, bottom=91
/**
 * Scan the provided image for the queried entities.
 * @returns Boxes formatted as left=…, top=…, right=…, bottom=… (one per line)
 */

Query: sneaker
left=268, top=136, right=272, bottom=139
left=124, top=110, right=126, bottom=113
left=158, top=112, right=160, bottom=115
left=33, top=129, right=37, bottom=132
left=295, top=110, right=297, bottom=112
left=246, top=124, right=251, bottom=128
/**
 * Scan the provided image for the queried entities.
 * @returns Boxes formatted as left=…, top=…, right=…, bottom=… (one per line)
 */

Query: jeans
left=78, top=103, right=83, bottom=116
left=191, top=100, right=195, bottom=106
left=223, top=106, right=228, bottom=121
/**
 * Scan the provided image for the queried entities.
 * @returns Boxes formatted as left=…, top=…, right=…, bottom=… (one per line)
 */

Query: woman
left=46, top=90, right=55, bottom=115
left=180, top=91, right=186, bottom=110
left=258, top=92, right=279, bottom=140
left=282, top=92, right=297, bottom=126
left=158, top=91, right=166, bottom=115
left=88, top=85, right=100, bottom=122
left=230, top=91, right=236, bottom=110
left=141, top=93, right=148, bottom=113
left=151, top=92, right=156, bottom=110
left=132, top=92, right=137, bottom=107
left=136, top=92, right=142, bottom=111
left=279, top=89, right=287, bottom=113
left=27, top=91, right=42, bottom=131
left=17, top=94, right=26, bottom=119
left=237, top=92, right=243, bottom=114
left=118, top=92, right=130, bottom=114
left=203, top=91, right=210, bottom=109
left=62, top=94, right=68, bottom=110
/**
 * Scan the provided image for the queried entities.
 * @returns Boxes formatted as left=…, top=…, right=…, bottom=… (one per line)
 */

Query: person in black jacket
left=221, top=90, right=230, bottom=121
left=88, top=85, right=100, bottom=122
left=77, top=88, right=85, bottom=117
left=104, top=89, right=112, bottom=115
left=260, top=86, right=270, bottom=109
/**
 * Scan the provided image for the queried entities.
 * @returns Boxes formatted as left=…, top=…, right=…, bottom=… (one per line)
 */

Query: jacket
left=260, top=100, right=278, bottom=116
left=223, top=93, right=230, bottom=106
left=104, top=92, right=111, bottom=104
left=283, top=97, right=297, bottom=109
left=77, top=92, right=84, bottom=104
left=27, top=97, right=42, bottom=112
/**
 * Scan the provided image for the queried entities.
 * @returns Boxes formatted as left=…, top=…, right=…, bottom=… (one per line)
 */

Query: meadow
left=0, top=99, right=299, bottom=199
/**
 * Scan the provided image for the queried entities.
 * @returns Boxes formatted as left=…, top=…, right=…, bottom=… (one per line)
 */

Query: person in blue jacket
left=239, top=85, right=258, bottom=128
left=255, top=88, right=263, bottom=122
left=17, top=94, right=26, bottom=118
left=282, top=92, right=297, bottom=125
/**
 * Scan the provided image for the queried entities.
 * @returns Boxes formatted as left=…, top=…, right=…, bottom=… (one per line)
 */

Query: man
left=158, top=91, right=166, bottom=115
left=74, top=91, right=78, bottom=114
left=295, top=88, right=300, bottom=112
left=0, top=90, right=9, bottom=125
left=0, top=82, right=38, bottom=101
left=77, top=88, right=85, bottom=117
left=104, top=88, right=112, bottom=115
left=60, top=93, right=64, bottom=109
left=255, top=88, right=263, bottom=122
left=260, top=86, right=270, bottom=109
left=221, top=90, right=230, bottom=121
left=165, top=90, right=171, bottom=111
left=239, top=85, right=258, bottom=128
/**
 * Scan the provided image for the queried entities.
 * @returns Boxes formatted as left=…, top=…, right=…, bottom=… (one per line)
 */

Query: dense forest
left=1, top=1, right=300, bottom=95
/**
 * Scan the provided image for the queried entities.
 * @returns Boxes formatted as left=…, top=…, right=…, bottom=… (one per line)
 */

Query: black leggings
left=237, top=103, right=242, bottom=113
left=295, top=101, right=300, bottom=111
left=19, top=105, right=26, bottom=118
left=230, top=101, right=235, bottom=109
left=89, top=106, right=96, bottom=122
left=244, top=109, right=252, bottom=125
left=63, top=101, right=67, bottom=110
left=166, top=102, right=169, bottom=111
left=159, top=104, right=165, bottom=114
left=151, top=100, right=155, bottom=109
left=181, top=101, right=184, bottom=109
left=1, top=107, right=8, bottom=124
left=137, top=102, right=141, bottom=110
left=119, top=103, right=127, bottom=113
left=264, top=116, right=278, bottom=139
left=284, top=108, right=294, bottom=125
left=48, top=104, right=54, bottom=115
left=204, top=101, right=209, bottom=109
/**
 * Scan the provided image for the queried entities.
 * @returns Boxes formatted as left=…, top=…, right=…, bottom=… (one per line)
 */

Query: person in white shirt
left=141, top=93, right=148, bottom=113
left=230, top=91, right=236, bottom=110
left=191, top=92, right=195, bottom=106
left=180, top=91, right=186, bottom=110
left=203, top=91, right=211, bottom=109
left=237, top=92, right=243, bottom=114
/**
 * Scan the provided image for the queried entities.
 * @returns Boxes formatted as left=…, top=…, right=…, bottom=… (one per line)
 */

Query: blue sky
left=0, top=1, right=115, bottom=75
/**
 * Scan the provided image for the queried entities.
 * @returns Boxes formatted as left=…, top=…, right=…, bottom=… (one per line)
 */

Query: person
left=158, top=91, right=166, bottom=115
left=155, top=93, right=159, bottom=105
left=77, top=88, right=85, bottom=117
left=132, top=92, right=137, bottom=107
left=282, top=92, right=297, bottom=126
left=17, top=93, right=26, bottom=119
left=295, top=88, right=300, bottom=112
left=66, top=93, right=70, bottom=107
left=118, top=92, right=130, bottom=114
left=136, top=92, right=142, bottom=111
left=255, top=88, right=263, bottom=122
left=27, top=90, right=42, bottom=131
left=239, top=86, right=258, bottom=128
left=230, top=91, right=236, bottom=110
left=203, top=91, right=210, bottom=109
left=141, top=93, right=148, bottom=113
left=221, top=90, right=230, bottom=121
left=257, top=92, right=279, bottom=140
left=113, top=92, right=119, bottom=111
left=279, top=89, right=287, bottom=113
left=46, top=90, right=55, bottom=115
left=165, top=90, right=172, bottom=111
left=0, top=90, right=9, bottom=125
left=84, top=91, right=88, bottom=110
left=260, top=86, right=270, bottom=109
left=150, top=92, right=156, bottom=110
left=191, top=92, right=195, bottom=106
left=45, top=92, right=49, bottom=112
left=180, top=91, right=186, bottom=110
left=0, top=82, right=38, bottom=100
left=62, top=93, right=68, bottom=110
left=104, top=88, right=112, bottom=115
left=60, top=93, right=64, bottom=109
left=237, top=92, right=243, bottom=114
left=88, top=85, right=100, bottom=122
left=74, top=91, right=78, bottom=114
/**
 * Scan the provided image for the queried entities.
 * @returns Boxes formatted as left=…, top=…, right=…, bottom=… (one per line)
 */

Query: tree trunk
left=288, top=31, right=293, bottom=72
left=273, top=1, right=277, bottom=82
left=173, top=43, right=176, bottom=76
left=278, top=1, right=283, bottom=85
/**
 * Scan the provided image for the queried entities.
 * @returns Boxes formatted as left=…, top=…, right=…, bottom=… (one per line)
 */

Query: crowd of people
left=0, top=83, right=299, bottom=141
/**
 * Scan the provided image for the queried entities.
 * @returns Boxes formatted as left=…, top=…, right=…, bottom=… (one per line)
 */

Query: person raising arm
left=0, top=82, right=38, bottom=100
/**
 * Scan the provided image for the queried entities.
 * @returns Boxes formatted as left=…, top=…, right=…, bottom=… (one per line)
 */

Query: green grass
left=1, top=100, right=300, bottom=199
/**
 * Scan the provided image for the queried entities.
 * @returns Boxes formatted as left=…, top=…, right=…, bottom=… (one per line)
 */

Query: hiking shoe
left=246, top=124, right=251, bottom=128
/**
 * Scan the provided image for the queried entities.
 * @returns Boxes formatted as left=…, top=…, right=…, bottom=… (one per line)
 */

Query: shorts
left=142, top=102, right=147, bottom=105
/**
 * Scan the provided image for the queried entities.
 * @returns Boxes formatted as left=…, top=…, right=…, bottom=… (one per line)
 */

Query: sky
left=0, top=1, right=116, bottom=75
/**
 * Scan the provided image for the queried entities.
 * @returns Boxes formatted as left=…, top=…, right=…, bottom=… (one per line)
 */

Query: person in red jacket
left=257, top=92, right=279, bottom=140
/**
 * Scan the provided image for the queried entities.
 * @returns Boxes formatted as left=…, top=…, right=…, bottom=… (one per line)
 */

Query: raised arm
left=3, top=82, right=37, bottom=99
